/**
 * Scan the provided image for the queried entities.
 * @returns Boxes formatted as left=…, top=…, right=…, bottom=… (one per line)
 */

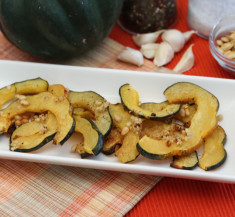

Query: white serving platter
left=0, top=60, right=235, bottom=183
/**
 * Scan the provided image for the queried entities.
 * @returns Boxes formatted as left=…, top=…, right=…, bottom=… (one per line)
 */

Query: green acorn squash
left=0, top=0, right=123, bottom=60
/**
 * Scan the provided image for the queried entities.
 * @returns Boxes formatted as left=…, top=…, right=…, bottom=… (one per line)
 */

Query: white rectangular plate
left=0, top=60, right=235, bottom=183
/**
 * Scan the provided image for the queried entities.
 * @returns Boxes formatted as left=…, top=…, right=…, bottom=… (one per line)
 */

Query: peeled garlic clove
left=173, top=44, right=194, bottom=73
left=183, top=30, right=197, bottom=42
left=162, top=29, right=185, bottom=52
left=132, top=30, right=165, bottom=47
left=140, top=43, right=159, bottom=59
left=118, top=47, right=144, bottom=66
left=153, top=42, right=174, bottom=67
left=153, top=67, right=176, bottom=74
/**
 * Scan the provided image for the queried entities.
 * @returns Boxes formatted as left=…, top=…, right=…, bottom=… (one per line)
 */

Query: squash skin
left=9, top=112, right=57, bottom=152
left=0, top=0, right=123, bottom=60
left=137, top=82, right=219, bottom=160
left=119, top=84, right=181, bottom=120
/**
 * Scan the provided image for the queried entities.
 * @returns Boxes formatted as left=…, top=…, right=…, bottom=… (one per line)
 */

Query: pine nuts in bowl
left=209, top=14, right=235, bottom=75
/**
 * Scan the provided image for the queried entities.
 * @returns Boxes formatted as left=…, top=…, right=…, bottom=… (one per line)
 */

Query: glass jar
left=118, top=0, right=177, bottom=34
left=187, top=0, right=235, bottom=39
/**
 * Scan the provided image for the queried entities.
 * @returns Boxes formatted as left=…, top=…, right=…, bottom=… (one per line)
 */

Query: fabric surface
left=110, top=1, right=234, bottom=217
left=0, top=0, right=235, bottom=217
left=0, top=34, right=162, bottom=216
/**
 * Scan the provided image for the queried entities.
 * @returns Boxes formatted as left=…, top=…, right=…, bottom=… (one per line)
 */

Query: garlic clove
left=118, top=47, right=144, bottom=66
left=153, top=42, right=174, bottom=67
left=132, top=30, right=165, bottom=47
left=162, top=29, right=185, bottom=52
left=140, top=43, right=159, bottom=59
left=183, top=30, right=197, bottom=42
left=153, top=67, right=177, bottom=74
left=173, top=44, right=194, bottom=73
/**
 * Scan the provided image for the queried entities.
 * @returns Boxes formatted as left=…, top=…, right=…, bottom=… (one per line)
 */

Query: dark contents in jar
left=118, top=0, right=177, bottom=34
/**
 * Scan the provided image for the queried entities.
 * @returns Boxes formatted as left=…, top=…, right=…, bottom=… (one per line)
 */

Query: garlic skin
left=173, top=44, right=194, bottom=73
left=183, top=30, right=197, bottom=42
left=162, top=29, right=185, bottom=52
left=153, top=67, right=177, bottom=74
left=132, top=30, right=165, bottom=47
left=153, top=42, right=174, bottom=67
left=140, top=43, right=159, bottom=59
left=118, top=47, right=144, bottom=66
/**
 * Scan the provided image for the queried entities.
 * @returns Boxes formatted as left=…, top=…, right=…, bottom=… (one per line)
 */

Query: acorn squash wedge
left=0, top=84, right=16, bottom=108
left=137, top=82, right=219, bottom=160
left=68, top=91, right=112, bottom=138
left=0, top=92, right=75, bottom=145
left=74, top=116, right=103, bottom=156
left=199, top=125, right=227, bottom=171
left=109, top=103, right=140, bottom=163
left=171, top=151, right=199, bottom=170
left=0, top=77, right=48, bottom=109
left=103, top=126, right=122, bottom=155
left=119, top=84, right=181, bottom=120
left=48, top=84, right=68, bottom=98
left=73, top=107, right=94, bottom=120
left=14, top=77, right=48, bottom=95
left=10, top=112, right=57, bottom=152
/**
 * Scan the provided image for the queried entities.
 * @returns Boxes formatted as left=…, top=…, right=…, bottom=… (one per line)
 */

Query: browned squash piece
left=74, top=116, right=103, bottom=155
left=68, top=91, right=112, bottom=138
left=109, top=103, right=141, bottom=163
left=119, top=84, right=181, bottom=120
left=0, top=78, right=48, bottom=109
left=48, top=84, right=68, bottom=98
left=103, top=126, right=122, bottom=155
left=115, top=131, right=140, bottom=163
left=137, top=82, right=219, bottom=160
left=10, top=112, right=57, bottom=152
left=0, top=84, right=16, bottom=108
left=73, top=107, right=95, bottom=120
left=171, top=151, right=198, bottom=170
left=0, top=92, right=75, bottom=145
left=199, top=125, right=227, bottom=171
left=14, top=77, right=48, bottom=95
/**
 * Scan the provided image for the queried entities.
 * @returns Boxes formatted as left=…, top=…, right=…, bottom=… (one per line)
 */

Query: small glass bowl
left=209, top=14, right=235, bottom=75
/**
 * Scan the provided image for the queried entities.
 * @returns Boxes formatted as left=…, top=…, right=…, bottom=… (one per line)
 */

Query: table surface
left=108, top=1, right=235, bottom=217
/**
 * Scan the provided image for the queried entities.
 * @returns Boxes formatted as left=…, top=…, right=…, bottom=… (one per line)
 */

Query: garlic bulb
left=162, top=29, right=185, bottom=52
left=117, top=47, right=144, bottom=66
left=184, top=30, right=197, bottom=42
left=140, top=43, right=159, bottom=59
left=173, top=44, right=194, bottom=73
left=132, top=30, right=165, bottom=47
left=153, top=42, right=174, bottom=67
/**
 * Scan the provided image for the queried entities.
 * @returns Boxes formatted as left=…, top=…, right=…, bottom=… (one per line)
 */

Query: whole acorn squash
left=0, top=0, right=123, bottom=60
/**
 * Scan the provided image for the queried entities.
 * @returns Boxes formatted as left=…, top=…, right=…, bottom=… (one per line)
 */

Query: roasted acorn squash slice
left=103, top=126, right=122, bottom=155
left=120, top=84, right=181, bottom=120
left=0, top=78, right=48, bottom=109
left=14, top=77, right=48, bottom=95
left=199, top=125, right=227, bottom=171
left=137, top=82, right=219, bottom=160
left=109, top=103, right=140, bottom=163
left=0, top=92, right=75, bottom=145
left=10, top=112, right=57, bottom=152
left=0, top=84, right=16, bottom=108
left=68, top=91, right=112, bottom=137
left=74, top=116, right=103, bottom=156
left=73, top=107, right=95, bottom=120
left=171, top=151, right=199, bottom=170
left=48, top=84, right=68, bottom=98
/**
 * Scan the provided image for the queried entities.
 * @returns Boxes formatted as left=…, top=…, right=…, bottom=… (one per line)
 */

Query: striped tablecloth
left=1, top=0, right=235, bottom=217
